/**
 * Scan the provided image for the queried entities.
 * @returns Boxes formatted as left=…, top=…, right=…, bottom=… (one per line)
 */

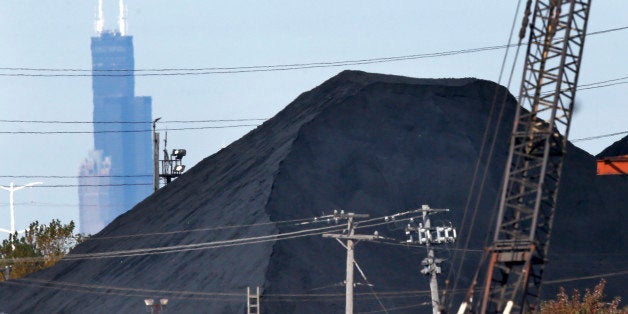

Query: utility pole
left=152, top=117, right=161, bottom=192
left=322, top=210, right=381, bottom=314
left=405, top=205, right=456, bottom=314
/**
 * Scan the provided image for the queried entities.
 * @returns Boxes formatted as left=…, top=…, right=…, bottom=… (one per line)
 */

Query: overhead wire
left=4, top=211, right=419, bottom=262
left=0, top=174, right=152, bottom=178
left=0, top=118, right=267, bottom=124
left=0, top=44, right=524, bottom=77
left=92, top=216, right=315, bottom=240
left=49, top=220, right=351, bottom=261
left=0, top=25, right=624, bottom=78
left=542, top=270, right=628, bottom=285
left=4, top=278, right=457, bottom=304
left=30, top=183, right=152, bottom=188
left=18, top=278, right=243, bottom=297
left=351, top=257, right=389, bottom=313
left=10, top=269, right=625, bottom=308
left=446, top=0, right=527, bottom=309
left=571, top=130, right=628, bottom=142
left=0, top=123, right=259, bottom=135
left=358, top=302, right=431, bottom=313
left=1, top=280, right=243, bottom=303
left=0, top=75, right=622, bottom=137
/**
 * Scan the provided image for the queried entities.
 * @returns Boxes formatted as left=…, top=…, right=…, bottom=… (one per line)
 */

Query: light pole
left=0, top=182, right=43, bottom=236
left=152, top=117, right=161, bottom=192
left=144, top=298, right=168, bottom=313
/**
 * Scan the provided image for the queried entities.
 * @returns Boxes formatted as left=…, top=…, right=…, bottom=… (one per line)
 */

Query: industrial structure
left=596, top=155, right=628, bottom=175
left=78, top=0, right=153, bottom=235
left=460, top=0, right=593, bottom=313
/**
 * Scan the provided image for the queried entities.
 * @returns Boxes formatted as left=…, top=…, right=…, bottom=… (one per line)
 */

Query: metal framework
left=481, top=1, right=591, bottom=312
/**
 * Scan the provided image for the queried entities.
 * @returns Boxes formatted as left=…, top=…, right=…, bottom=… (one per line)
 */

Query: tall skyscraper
left=78, top=0, right=153, bottom=234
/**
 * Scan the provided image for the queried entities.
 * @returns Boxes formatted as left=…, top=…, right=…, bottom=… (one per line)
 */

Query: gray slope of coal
left=0, top=71, right=626, bottom=313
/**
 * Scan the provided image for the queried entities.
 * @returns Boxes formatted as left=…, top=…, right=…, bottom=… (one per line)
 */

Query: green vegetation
left=539, top=280, right=627, bottom=314
left=0, top=219, right=86, bottom=280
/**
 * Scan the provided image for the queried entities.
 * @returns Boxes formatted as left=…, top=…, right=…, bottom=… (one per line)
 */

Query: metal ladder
left=247, top=286, right=260, bottom=314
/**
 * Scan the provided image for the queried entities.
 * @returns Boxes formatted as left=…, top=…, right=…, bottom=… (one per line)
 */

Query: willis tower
left=78, top=0, right=153, bottom=234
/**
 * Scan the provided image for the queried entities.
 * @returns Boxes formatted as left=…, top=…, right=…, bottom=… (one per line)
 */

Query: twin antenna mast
left=95, top=0, right=127, bottom=35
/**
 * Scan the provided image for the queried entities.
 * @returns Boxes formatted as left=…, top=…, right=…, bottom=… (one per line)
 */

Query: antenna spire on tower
left=118, top=0, right=127, bottom=36
left=95, top=0, right=104, bottom=34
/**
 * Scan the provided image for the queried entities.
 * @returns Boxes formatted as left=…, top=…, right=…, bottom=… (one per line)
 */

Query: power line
left=33, top=183, right=152, bottom=188
left=577, top=75, right=628, bottom=88
left=578, top=80, right=628, bottom=91
left=543, top=270, right=628, bottom=285
left=2, top=280, right=244, bottom=303
left=447, top=0, right=527, bottom=306
left=0, top=25, right=624, bottom=77
left=0, top=45, right=515, bottom=77
left=93, top=217, right=316, bottom=240
left=7, top=278, right=445, bottom=304
left=0, top=124, right=259, bottom=135
left=3, top=212, right=411, bottom=262
left=6, top=270, right=625, bottom=305
left=0, top=118, right=267, bottom=124
left=0, top=74, right=622, bottom=133
left=571, top=130, right=628, bottom=142
left=0, top=175, right=152, bottom=178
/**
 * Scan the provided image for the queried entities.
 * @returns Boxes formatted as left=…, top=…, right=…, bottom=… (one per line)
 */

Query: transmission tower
left=476, top=0, right=591, bottom=312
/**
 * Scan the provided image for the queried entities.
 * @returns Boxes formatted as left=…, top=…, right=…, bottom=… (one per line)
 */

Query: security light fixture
left=174, top=164, right=185, bottom=173
left=171, top=149, right=186, bottom=159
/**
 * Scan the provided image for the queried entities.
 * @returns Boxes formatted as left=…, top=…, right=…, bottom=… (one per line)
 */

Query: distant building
left=78, top=151, right=111, bottom=234
left=78, top=5, right=153, bottom=235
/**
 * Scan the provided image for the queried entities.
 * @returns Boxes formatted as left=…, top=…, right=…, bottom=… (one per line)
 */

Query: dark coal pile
left=0, top=71, right=625, bottom=313
left=597, top=134, right=628, bottom=157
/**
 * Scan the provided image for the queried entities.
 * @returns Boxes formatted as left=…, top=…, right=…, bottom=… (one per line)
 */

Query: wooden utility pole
left=323, top=210, right=381, bottom=314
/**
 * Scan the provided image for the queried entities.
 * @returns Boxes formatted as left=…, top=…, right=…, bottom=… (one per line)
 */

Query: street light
left=144, top=298, right=168, bottom=313
left=0, top=182, right=43, bottom=236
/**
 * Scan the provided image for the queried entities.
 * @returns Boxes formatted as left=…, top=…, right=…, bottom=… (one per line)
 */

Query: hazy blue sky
left=0, top=1, right=626, bottom=236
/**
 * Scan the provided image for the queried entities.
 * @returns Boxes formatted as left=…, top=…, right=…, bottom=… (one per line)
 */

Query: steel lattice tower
left=480, top=1, right=591, bottom=312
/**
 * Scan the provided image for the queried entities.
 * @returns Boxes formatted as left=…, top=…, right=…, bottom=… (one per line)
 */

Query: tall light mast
left=0, top=182, right=43, bottom=236
left=478, top=0, right=591, bottom=312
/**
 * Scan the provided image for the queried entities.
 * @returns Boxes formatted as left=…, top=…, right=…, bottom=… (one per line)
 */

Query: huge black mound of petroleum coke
left=1, top=71, right=625, bottom=313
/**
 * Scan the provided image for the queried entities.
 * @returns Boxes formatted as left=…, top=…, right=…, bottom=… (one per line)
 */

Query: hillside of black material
left=0, top=71, right=625, bottom=313
left=597, top=135, right=628, bottom=157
